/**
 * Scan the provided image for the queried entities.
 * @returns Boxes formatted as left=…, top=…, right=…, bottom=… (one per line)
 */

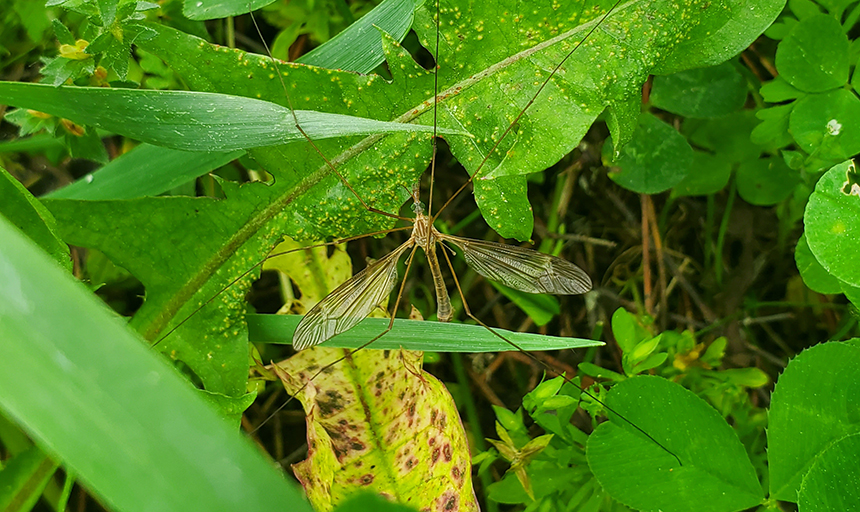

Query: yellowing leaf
left=274, top=347, right=478, bottom=511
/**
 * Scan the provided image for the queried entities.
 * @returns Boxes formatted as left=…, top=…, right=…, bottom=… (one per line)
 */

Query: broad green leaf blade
left=0, top=166, right=70, bottom=271
left=606, top=113, right=694, bottom=194
left=768, top=341, right=860, bottom=502
left=751, top=103, right=795, bottom=148
left=248, top=314, right=602, bottom=352
left=296, top=0, right=422, bottom=73
left=0, top=215, right=308, bottom=512
left=789, top=90, right=860, bottom=161
left=586, top=376, right=763, bottom=512
left=653, top=0, right=784, bottom=73
left=0, top=445, right=59, bottom=512
left=43, top=185, right=284, bottom=398
left=275, top=349, right=479, bottom=512
left=795, top=232, right=843, bottom=295
left=798, top=433, right=860, bottom=512
left=686, top=110, right=766, bottom=164
left=775, top=13, right=850, bottom=93
left=650, top=62, right=747, bottom=119
left=671, top=151, right=732, bottom=197
left=45, top=144, right=243, bottom=200
left=0, top=82, right=458, bottom=152
left=736, top=156, right=799, bottom=206
left=759, top=77, right=804, bottom=103
left=804, top=161, right=860, bottom=288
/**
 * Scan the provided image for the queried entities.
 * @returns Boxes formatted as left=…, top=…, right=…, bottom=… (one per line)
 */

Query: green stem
left=226, top=16, right=235, bottom=48
left=704, top=194, right=715, bottom=272
left=715, top=178, right=736, bottom=286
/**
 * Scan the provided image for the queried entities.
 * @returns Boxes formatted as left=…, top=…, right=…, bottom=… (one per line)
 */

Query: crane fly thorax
left=412, top=213, right=437, bottom=249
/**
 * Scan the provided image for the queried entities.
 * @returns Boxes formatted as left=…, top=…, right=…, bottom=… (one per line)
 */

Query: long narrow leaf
left=45, top=144, right=243, bottom=200
left=0, top=216, right=308, bottom=512
left=0, top=82, right=463, bottom=152
left=297, top=0, right=422, bottom=73
left=249, top=314, right=603, bottom=352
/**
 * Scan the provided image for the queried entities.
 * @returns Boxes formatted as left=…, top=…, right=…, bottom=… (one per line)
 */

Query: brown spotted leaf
left=275, top=348, right=478, bottom=512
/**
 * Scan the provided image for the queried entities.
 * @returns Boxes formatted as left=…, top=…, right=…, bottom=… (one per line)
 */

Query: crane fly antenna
left=426, top=1, right=441, bottom=218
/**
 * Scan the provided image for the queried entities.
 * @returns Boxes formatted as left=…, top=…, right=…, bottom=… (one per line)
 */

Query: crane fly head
left=410, top=180, right=425, bottom=216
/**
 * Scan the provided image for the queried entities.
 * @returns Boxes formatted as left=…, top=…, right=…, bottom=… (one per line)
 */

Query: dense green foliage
left=1, top=0, right=859, bottom=511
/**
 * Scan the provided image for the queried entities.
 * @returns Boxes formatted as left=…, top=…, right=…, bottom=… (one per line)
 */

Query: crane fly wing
left=292, top=240, right=413, bottom=350
left=440, top=235, right=592, bottom=295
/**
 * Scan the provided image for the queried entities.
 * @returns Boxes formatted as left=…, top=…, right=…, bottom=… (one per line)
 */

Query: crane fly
left=291, top=183, right=593, bottom=350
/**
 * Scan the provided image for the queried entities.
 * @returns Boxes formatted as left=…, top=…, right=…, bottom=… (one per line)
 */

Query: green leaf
left=526, top=376, right=566, bottom=404
left=795, top=232, right=843, bottom=294
left=804, top=161, right=860, bottom=288
left=775, top=13, right=849, bottom=93
left=843, top=282, right=860, bottom=310
left=671, top=151, right=732, bottom=197
left=45, top=144, right=243, bottom=200
left=44, top=186, right=286, bottom=399
left=652, top=0, right=783, bottom=73
left=493, top=407, right=523, bottom=433
left=51, top=19, right=75, bottom=45
left=0, top=445, right=59, bottom=512
left=487, top=464, right=580, bottom=505
left=491, top=282, right=560, bottom=327
left=610, top=308, right=650, bottom=354
left=183, top=0, right=275, bottom=20
left=789, top=89, right=860, bottom=161
left=0, top=167, right=70, bottom=271
left=768, top=340, right=860, bottom=501
left=0, top=82, right=458, bottom=152
left=798, top=433, right=860, bottom=511
left=274, top=348, right=479, bottom=511
left=296, top=0, right=422, bottom=73
left=587, top=377, right=763, bottom=512
left=64, top=124, right=109, bottom=163
left=248, top=314, right=602, bottom=352
left=751, top=103, right=794, bottom=148
left=789, top=0, right=824, bottom=19
left=577, top=362, right=624, bottom=382
left=685, top=110, right=764, bottom=163
left=736, top=156, right=799, bottom=206
left=650, top=61, right=747, bottom=119
left=759, top=76, right=804, bottom=102
left=606, top=112, right=694, bottom=194
left=0, top=215, right=308, bottom=512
